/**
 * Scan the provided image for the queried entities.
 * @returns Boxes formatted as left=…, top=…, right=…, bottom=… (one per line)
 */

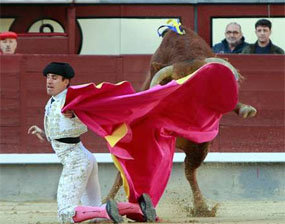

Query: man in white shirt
left=28, top=62, right=156, bottom=223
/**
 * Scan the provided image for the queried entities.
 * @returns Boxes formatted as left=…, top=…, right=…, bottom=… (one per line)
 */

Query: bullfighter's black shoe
left=106, top=199, right=124, bottom=223
left=138, top=193, right=157, bottom=222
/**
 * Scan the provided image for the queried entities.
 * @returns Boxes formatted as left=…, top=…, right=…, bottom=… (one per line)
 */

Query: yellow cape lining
left=111, top=154, right=130, bottom=199
left=104, top=123, right=130, bottom=198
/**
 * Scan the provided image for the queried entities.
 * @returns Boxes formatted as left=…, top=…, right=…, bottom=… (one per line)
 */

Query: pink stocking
left=117, top=202, right=144, bottom=222
left=72, top=206, right=109, bottom=223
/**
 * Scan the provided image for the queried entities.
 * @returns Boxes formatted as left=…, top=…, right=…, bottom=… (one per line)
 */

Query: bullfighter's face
left=225, top=24, right=242, bottom=47
left=46, top=73, right=69, bottom=96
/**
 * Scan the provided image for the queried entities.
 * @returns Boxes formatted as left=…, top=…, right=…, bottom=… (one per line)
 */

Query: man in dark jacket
left=212, top=22, right=248, bottom=54
left=242, top=19, right=284, bottom=54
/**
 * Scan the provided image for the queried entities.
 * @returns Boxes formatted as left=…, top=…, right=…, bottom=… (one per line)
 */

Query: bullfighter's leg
left=73, top=200, right=123, bottom=223
left=74, top=194, right=156, bottom=223
left=176, top=137, right=219, bottom=217
left=103, top=175, right=156, bottom=222
left=53, top=141, right=122, bottom=223
left=116, top=193, right=156, bottom=222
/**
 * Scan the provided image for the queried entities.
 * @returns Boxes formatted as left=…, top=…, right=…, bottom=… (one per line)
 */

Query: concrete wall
left=1, top=162, right=284, bottom=202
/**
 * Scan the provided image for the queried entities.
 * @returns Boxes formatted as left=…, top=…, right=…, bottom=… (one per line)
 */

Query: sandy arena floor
left=1, top=199, right=285, bottom=224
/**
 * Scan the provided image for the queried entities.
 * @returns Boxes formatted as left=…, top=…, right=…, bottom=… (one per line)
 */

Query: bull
left=104, top=21, right=257, bottom=217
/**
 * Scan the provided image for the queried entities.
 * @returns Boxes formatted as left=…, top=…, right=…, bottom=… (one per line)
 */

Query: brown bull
left=104, top=26, right=257, bottom=217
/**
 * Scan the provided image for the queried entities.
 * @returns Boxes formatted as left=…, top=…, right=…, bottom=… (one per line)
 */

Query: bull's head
left=150, top=57, right=241, bottom=88
left=150, top=58, right=256, bottom=118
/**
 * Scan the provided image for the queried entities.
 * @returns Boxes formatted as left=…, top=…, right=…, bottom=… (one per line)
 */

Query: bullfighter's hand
left=62, top=110, right=75, bottom=118
left=28, top=125, right=46, bottom=142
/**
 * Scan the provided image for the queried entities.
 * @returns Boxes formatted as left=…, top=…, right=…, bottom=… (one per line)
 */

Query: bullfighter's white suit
left=45, top=89, right=101, bottom=223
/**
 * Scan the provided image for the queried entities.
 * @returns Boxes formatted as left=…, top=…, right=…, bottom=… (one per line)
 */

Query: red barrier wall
left=0, top=54, right=284, bottom=153
left=17, top=35, right=69, bottom=54
left=218, top=54, right=284, bottom=152
left=0, top=54, right=150, bottom=153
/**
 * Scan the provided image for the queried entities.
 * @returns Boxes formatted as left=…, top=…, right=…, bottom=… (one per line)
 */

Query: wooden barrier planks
left=0, top=54, right=284, bottom=153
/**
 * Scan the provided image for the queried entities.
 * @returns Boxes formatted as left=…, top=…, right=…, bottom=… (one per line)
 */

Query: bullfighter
left=28, top=62, right=156, bottom=224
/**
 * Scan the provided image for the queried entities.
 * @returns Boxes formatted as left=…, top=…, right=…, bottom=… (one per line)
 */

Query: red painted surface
left=76, top=5, right=194, bottom=29
left=17, top=36, right=69, bottom=54
left=217, top=54, right=285, bottom=152
left=67, top=6, right=76, bottom=54
left=16, top=33, right=69, bottom=54
left=0, top=54, right=284, bottom=153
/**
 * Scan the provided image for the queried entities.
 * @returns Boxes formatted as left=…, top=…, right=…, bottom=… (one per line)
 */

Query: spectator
left=242, top=19, right=284, bottom=54
left=212, top=22, right=248, bottom=54
left=0, top=31, right=18, bottom=54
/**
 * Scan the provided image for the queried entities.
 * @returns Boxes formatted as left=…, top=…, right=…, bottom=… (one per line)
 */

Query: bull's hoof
left=190, top=203, right=219, bottom=217
left=239, top=105, right=257, bottom=118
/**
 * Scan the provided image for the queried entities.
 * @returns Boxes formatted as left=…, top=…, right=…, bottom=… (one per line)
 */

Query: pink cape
left=62, top=63, right=238, bottom=206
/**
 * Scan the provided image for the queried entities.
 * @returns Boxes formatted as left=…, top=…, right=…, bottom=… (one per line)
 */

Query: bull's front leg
left=177, top=138, right=219, bottom=217
left=102, top=171, right=123, bottom=204
left=234, top=102, right=257, bottom=118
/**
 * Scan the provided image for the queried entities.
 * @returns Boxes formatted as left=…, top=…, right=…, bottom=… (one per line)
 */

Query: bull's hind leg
left=102, top=171, right=123, bottom=204
left=177, top=138, right=219, bottom=217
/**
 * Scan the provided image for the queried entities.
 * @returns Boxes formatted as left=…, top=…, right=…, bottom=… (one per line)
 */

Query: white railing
left=0, top=152, right=284, bottom=164
left=1, top=0, right=284, bottom=4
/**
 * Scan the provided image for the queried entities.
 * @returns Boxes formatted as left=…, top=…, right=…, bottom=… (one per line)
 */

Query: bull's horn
left=205, top=57, right=240, bottom=81
left=150, top=65, right=174, bottom=88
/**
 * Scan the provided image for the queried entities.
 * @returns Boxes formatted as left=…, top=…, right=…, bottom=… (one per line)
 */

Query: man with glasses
left=213, top=22, right=248, bottom=54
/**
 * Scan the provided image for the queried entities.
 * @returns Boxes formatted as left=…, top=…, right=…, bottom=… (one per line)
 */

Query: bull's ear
left=151, top=62, right=166, bottom=73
